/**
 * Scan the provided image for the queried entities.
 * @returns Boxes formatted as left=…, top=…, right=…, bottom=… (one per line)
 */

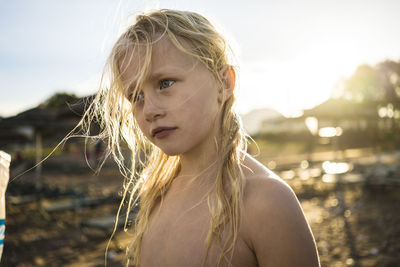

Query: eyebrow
left=149, top=66, right=184, bottom=80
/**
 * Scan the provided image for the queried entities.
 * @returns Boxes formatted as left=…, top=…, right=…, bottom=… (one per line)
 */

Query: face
left=120, top=36, right=222, bottom=156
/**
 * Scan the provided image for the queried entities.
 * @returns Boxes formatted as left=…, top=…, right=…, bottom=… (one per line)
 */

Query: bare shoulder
left=240, top=154, right=320, bottom=267
left=241, top=154, right=298, bottom=211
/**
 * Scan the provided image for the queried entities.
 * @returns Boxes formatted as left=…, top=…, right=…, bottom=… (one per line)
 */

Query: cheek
left=134, top=112, right=149, bottom=137
left=181, top=82, right=219, bottom=112
left=182, top=93, right=219, bottom=130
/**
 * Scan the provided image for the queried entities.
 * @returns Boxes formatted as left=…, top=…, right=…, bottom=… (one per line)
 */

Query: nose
left=143, top=95, right=165, bottom=122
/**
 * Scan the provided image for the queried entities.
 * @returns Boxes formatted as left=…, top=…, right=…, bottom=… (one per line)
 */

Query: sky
left=1, top=0, right=400, bottom=118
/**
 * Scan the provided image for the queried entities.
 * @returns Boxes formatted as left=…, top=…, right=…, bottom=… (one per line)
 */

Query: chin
left=161, top=150, right=180, bottom=156
left=156, top=145, right=184, bottom=156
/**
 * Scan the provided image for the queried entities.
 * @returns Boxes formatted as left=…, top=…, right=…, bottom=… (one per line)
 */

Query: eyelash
left=128, top=79, right=175, bottom=103
left=129, top=92, right=144, bottom=103
left=159, top=79, right=175, bottom=89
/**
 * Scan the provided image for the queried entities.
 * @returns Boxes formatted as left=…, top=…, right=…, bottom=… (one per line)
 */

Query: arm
left=242, top=176, right=320, bottom=267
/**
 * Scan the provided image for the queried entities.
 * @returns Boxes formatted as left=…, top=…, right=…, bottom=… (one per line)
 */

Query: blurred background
left=1, top=0, right=399, bottom=266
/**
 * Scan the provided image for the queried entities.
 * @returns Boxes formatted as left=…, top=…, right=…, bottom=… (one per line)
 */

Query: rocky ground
left=2, top=149, right=400, bottom=267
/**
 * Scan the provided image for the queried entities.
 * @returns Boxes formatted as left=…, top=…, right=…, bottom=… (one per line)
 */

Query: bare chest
left=139, top=193, right=258, bottom=267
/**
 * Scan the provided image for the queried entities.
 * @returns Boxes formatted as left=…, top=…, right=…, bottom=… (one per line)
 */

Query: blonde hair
left=81, top=9, right=247, bottom=266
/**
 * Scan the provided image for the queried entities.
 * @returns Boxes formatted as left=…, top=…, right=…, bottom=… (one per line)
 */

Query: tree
left=39, top=92, right=79, bottom=110
left=343, top=64, right=381, bottom=102
left=377, top=60, right=400, bottom=105
left=331, top=59, right=400, bottom=145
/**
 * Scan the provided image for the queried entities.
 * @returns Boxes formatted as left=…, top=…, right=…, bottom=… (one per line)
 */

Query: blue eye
left=128, top=91, right=144, bottom=103
left=160, top=79, right=175, bottom=89
left=134, top=92, right=144, bottom=102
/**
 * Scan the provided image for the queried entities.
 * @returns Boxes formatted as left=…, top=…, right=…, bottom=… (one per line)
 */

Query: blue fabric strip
left=0, top=239, right=3, bottom=245
left=0, top=219, right=5, bottom=224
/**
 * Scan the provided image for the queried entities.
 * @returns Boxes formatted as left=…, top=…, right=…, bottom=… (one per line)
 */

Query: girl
left=83, top=9, right=320, bottom=267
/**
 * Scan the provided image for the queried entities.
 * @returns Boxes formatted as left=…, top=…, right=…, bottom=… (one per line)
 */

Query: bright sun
left=237, top=40, right=363, bottom=117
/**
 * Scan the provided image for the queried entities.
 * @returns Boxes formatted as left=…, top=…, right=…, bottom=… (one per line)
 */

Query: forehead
left=119, top=36, right=198, bottom=85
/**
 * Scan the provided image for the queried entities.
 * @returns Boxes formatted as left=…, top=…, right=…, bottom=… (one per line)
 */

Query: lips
left=151, top=126, right=178, bottom=138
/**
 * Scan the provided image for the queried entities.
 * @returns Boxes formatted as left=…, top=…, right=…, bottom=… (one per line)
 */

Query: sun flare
left=237, top=39, right=364, bottom=117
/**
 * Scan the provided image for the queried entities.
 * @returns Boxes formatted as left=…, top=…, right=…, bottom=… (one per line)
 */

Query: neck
left=173, top=113, right=224, bottom=189
left=175, top=131, right=221, bottom=189
left=179, top=149, right=219, bottom=178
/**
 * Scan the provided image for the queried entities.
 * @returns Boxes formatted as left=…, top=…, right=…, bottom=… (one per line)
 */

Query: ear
left=218, top=65, right=236, bottom=103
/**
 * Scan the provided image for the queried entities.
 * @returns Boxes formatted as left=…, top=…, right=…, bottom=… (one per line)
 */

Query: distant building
left=301, top=98, right=379, bottom=132
left=241, top=108, right=284, bottom=135
left=0, top=96, right=92, bottom=150
left=260, top=116, right=309, bottom=135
